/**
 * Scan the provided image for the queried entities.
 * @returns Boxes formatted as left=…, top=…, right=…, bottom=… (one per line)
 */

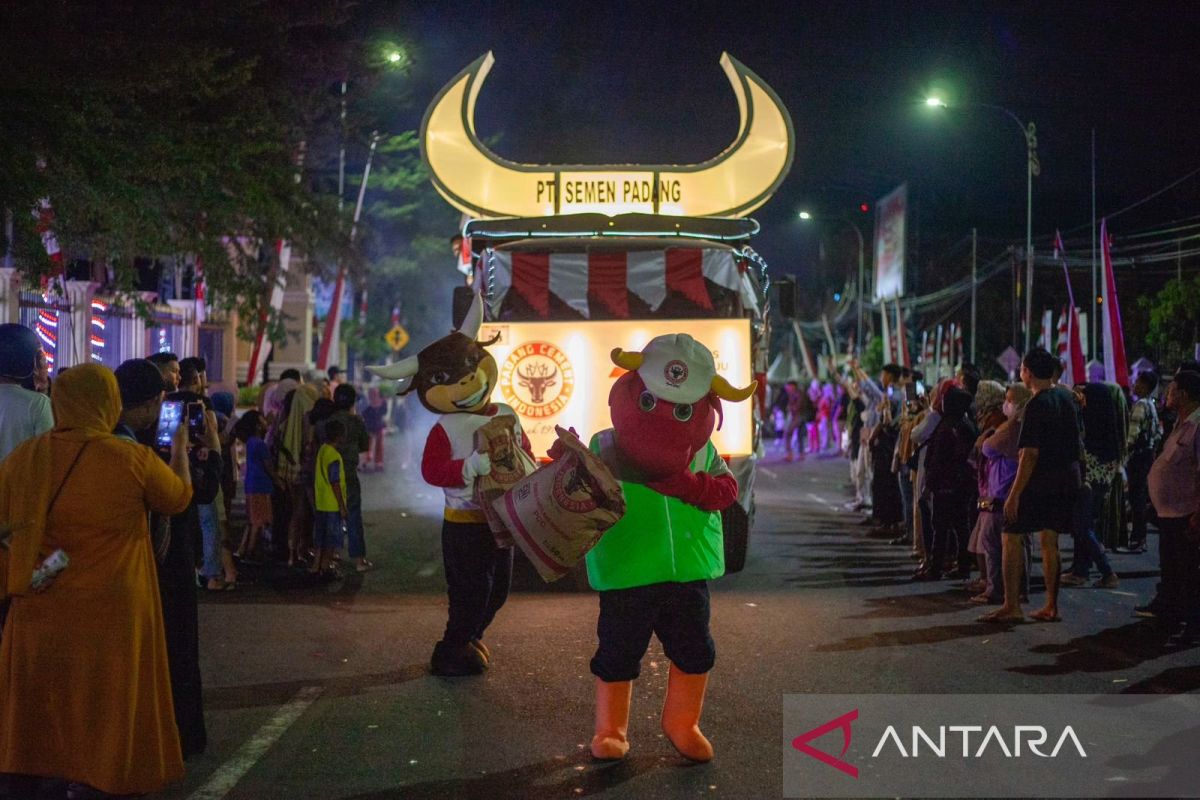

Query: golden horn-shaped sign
left=421, top=52, right=794, bottom=219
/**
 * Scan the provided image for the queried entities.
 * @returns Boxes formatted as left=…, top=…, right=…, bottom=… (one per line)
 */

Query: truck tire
left=722, top=496, right=753, bottom=574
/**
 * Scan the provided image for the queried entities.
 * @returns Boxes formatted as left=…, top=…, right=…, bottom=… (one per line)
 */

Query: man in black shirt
left=981, top=348, right=1082, bottom=623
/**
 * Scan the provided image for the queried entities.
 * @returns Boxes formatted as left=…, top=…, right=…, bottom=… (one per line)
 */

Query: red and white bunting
left=486, top=248, right=741, bottom=319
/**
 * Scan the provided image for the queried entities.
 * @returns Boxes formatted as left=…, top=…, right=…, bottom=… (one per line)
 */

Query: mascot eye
left=430, top=370, right=452, bottom=385
left=638, top=391, right=657, bottom=412
left=673, top=403, right=694, bottom=422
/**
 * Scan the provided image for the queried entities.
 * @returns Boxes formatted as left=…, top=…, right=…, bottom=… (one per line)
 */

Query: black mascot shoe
left=430, top=640, right=487, bottom=677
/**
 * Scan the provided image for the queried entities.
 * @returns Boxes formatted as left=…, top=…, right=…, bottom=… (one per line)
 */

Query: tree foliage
left=0, top=0, right=367, bottom=332
left=1139, top=272, right=1200, bottom=367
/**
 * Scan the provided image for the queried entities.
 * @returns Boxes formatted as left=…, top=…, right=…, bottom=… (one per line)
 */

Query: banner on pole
left=873, top=184, right=907, bottom=301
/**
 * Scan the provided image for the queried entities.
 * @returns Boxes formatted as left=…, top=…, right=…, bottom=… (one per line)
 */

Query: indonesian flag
left=245, top=240, right=292, bottom=386
left=1041, top=309, right=1055, bottom=351
left=1053, top=231, right=1086, bottom=386
left=894, top=298, right=910, bottom=368
left=954, top=323, right=964, bottom=368
left=941, top=324, right=952, bottom=374
left=1099, top=220, right=1129, bottom=387
left=33, top=198, right=64, bottom=274
left=920, top=330, right=933, bottom=366
left=1055, top=308, right=1068, bottom=356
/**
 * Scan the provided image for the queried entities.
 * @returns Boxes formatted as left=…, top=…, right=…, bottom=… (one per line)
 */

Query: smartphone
left=886, top=385, right=895, bottom=398
left=915, top=380, right=927, bottom=398
left=186, top=402, right=206, bottom=441
left=156, top=401, right=184, bottom=449
left=904, top=383, right=916, bottom=403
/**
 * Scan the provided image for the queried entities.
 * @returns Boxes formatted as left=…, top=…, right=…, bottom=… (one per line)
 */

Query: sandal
left=977, top=610, right=1025, bottom=623
left=356, top=559, right=375, bottom=573
left=1029, top=609, right=1061, bottom=622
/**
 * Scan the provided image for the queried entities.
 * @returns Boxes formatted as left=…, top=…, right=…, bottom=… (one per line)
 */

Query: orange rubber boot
left=661, top=664, right=713, bottom=762
left=590, top=678, right=633, bottom=760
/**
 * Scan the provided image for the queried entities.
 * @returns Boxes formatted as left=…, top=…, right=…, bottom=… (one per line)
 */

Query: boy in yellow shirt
left=313, top=419, right=348, bottom=576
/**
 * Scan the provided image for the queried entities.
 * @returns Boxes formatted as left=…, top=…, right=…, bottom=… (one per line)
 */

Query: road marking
left=806, top=492, right=835, bottom=510
left=760, top=467, right=779, bottom=479
left=188, top=686, right=323, bottom=800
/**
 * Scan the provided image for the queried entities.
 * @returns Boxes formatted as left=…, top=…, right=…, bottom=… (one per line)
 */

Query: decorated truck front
left=418, top=49, right=794, bottom=575
left=465, top=216, right=770, bottom=571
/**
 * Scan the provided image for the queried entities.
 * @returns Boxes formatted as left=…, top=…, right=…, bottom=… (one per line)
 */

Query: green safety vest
left=585, top=431, right=725, bottom=591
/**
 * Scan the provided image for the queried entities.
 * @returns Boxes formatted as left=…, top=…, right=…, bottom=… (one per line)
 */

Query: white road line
left=187, top=686, right=323, bottom=800
left=806, top=492, right=834, bottom=509
left=760, top=467, right=779, bottom=480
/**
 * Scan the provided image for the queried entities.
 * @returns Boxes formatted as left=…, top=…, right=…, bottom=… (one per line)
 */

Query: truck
left=419, top=50, right=794, bottom=582
left=459, top=213, right=772, bottom=577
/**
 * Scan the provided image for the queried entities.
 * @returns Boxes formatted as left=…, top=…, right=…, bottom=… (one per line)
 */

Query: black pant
left=1126, top=449, right=1154, bottom=545
left=930, top=491, right=972, bottom=574
left=441, top=520, right=513, bottom=646
left=1155, top=516, right=1200, bottom=623
left=591, top=581, right=715, bottom=682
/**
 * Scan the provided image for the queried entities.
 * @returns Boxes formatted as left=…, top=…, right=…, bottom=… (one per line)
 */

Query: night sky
left=382, top=0, right=1200, bottom=296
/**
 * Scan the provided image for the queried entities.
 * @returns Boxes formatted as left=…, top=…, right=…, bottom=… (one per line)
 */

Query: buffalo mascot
left=369, top=294, right=531, bottom=677
left=584, top=333, right=755, bottom=763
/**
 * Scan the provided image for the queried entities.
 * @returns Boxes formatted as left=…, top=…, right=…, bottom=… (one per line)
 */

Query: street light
left=800, top=211, right=866, bottom=353
left=926, top=98, right=1039, bottom=351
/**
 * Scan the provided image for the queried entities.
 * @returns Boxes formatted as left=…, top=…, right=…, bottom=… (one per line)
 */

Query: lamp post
left=799, top=211, right=866, bottom=353
left=926, top=98, right=1039, bottom=351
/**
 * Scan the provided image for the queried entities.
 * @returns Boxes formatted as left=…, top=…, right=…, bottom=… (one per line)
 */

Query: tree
left=1139, top=272, right=1200, bottom=367
left=0, top=1, right=365, bottom=333
left=341, top=131, right=464, bottom=365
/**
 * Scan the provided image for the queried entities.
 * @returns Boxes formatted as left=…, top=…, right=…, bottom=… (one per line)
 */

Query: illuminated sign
left=482, top=319, right=753, bottom=458
left=421, top=52, right=794, bottom=219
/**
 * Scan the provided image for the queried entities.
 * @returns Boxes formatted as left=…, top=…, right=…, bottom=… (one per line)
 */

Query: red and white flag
left=1053, top=231, right=1086, bottom=386
left=1099, top=220, right=1129, bottom=387
left=1041, top=309, right=1055, bottom=351
left=954, top=323, right=964, bottom=368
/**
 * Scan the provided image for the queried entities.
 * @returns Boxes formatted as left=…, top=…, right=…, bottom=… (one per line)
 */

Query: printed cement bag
left=492, top=426, right=626, bottom=582
left=472, top=416, right=537, bottom=546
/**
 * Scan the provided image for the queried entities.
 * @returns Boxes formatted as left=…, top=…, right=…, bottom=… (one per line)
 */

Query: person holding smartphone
left=116, top=359, right=223, bottom=759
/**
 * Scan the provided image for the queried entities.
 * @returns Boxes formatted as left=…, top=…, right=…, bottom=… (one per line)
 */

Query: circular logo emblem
left=553, top=462, right=599, bottom=513
left=664, top=359, right=689, bottom=387
left=500, top=341, right=575, bottom=419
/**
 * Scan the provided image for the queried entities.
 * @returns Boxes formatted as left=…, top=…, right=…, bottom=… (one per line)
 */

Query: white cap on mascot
left=615, top=333, right=755, bottom=405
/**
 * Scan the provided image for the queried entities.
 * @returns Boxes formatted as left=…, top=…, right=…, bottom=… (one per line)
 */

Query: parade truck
left=419, top=50, right=794, bottom=578
left=463, top=213, right=771, bottom=574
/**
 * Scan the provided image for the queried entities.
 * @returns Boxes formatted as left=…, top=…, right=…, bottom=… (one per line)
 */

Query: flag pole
left=1091, top=128, right=1098, bottom=361
left=970, top=227, right=977, bottom=363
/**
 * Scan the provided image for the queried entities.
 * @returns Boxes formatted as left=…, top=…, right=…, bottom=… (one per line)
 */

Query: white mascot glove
left=462, top=451, right=492, bottom=483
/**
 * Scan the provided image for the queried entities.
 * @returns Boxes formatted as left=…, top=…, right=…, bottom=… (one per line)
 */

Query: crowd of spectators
left=0, top=320, right=397, bottom=798
left=830, top=344, right=1200, bottom=639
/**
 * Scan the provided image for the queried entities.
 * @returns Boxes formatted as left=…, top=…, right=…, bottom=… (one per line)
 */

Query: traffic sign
left=385, top=324, right=410, bottom=352
left=996, top=346, right=1021, bottom=377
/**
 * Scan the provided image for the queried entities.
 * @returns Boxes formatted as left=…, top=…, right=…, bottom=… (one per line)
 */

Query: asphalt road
left=158, top=432, right=1198, bottom=800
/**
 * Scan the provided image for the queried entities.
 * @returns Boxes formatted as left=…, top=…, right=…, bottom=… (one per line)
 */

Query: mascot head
left=608, top=333, right=756, bottom=481
left=366, top=294, right=499, bottom=415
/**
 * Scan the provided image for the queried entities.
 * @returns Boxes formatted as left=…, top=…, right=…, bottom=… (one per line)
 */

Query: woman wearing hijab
left=971, top=383, right=1033, bottom=604
left=0, top=364, right=193, bottom=799
left=277, top=384, right=319, bottom=566
left=1061, top=383, right=1122, bottom=588
left=966, top=380, right=1007, bottom=594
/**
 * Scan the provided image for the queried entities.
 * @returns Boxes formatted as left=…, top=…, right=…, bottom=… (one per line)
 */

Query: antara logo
left=792, top=711, right=1088, bottom=779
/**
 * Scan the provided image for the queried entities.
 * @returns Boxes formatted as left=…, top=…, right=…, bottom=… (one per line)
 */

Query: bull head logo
left=420, top=52, right=794, bottom=219
left=517, top=362, right=558, bottom=404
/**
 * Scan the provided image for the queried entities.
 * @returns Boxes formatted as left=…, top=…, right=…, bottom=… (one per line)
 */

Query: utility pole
left=971, top=227, right=977, bottom=363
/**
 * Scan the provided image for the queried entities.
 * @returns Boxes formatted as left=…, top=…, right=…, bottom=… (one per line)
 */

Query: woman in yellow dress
left=0, top=363, right=193, bottom=797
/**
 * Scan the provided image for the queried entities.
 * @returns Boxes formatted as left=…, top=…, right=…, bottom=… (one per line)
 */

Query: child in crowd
left=312, top=419, right=349, bottom=576
left=234, top=410, right=278, bottom=560
left=362, top=387, right=387, bottom=472
left=332, top=384, right=373, bottom=572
